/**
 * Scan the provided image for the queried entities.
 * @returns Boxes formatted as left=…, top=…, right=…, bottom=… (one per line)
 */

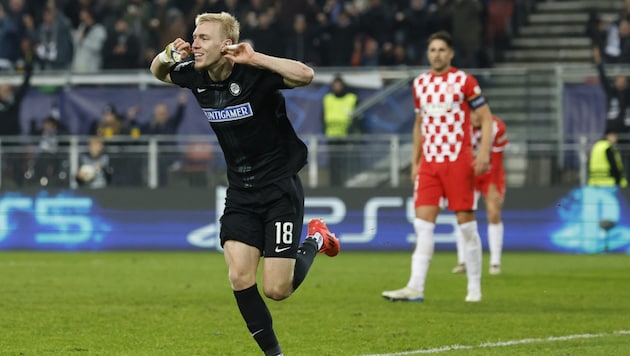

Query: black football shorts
left=220, top=175, right=305, bottom=258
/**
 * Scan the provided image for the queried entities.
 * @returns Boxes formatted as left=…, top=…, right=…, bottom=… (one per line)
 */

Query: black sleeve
left=13, top=62, right=33, bottom=104
left=606, top=146, right=622, bottom=185
left=259, top=67, right=289, bottom=91
left=169, top=61, right=197, bottom=88
left=597, top=62, right=613, bottom=97
left=103, top=166, right=113, bottom=184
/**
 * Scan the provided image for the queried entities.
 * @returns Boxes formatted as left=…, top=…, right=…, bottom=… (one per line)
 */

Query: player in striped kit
left=382, top=31, right=493, bottom=303
left=452, top=112, right=508, bottom=276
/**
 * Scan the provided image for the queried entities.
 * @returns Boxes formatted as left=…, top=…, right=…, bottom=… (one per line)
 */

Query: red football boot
left=307, top=219, right=340, bottom=257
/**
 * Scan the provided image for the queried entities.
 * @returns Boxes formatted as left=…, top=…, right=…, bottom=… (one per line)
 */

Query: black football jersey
left=170, top=61, right=308, bottom=189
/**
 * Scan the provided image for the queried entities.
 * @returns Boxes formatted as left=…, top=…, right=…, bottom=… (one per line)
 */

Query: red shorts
left=475, top=166, right=505, bottom=197
left=414, top=157, right=476, bottom=211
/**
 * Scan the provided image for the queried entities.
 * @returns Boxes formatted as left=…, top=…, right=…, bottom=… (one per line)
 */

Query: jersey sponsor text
left=203, top=103, right=253, bottom=122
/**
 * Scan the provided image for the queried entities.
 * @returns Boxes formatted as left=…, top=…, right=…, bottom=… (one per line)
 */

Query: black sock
left=234, top=284, right=281, bottom=355
left=292, top=238, right=318, bottom=290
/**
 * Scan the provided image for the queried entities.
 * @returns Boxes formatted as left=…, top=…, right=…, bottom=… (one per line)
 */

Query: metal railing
left=1, top=65, right=626, bottom=189
left=1, top=134, right=628, bottom=190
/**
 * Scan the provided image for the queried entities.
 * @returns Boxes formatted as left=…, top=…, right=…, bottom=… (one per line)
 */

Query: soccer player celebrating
left=452, top=112, right=508, bottom=276
left=382, top=31, right=493, bottom=303
left=150, top=12, right=340, bottom=355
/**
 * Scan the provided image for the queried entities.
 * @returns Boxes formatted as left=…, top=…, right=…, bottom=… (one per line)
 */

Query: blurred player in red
left=382, top=31, right=493, bottom=303
left=452, top=112, right=508, bottom=275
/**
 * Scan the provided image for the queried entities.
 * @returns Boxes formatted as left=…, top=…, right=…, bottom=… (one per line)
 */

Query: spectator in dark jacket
left=33, top=2, right=74, bottom=70
left=247, top=9, right=286, bottom=57
left=102, top=18, right=141, bottom=69
left=602, top=18, right=630, bottom=63
left=0, top=62, right=32, bottom=135
left=322, top=10, right=358, bottom=66
left=594, top=46, right=630, bottom=177
left=285, top=14, right=319, bottom=66
left=0, top=0, right=29, bottom=70
left=0, top=52, right=32, bottom=187
left=586, top=10, right=607, bottom=57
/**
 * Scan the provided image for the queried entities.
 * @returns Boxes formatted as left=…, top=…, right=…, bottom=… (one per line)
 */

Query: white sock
left=407, top=218, right=434, bottom=294
left=455, top=226, right=465, bottom=265
left=488, top=222, right=503, bottom=266
left=308, top=232, right=324, bottom=250
left=459, top=220, right=482, bottom=293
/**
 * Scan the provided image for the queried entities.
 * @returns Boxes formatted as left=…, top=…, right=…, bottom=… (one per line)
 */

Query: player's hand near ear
left=222, top=42, right=255, bottom=64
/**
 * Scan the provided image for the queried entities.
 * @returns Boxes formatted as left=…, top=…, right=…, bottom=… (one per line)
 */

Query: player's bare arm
left=411, top=113, right=423, bottom=182
left=223, top=43, right=314, bottom=88
left=473, top=104, right=493, bottom=175
left=150, top=38, right=192, bottom=84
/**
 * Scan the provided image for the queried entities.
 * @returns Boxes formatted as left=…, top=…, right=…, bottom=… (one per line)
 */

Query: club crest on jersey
left=446, top=85, right=454, bottom=94
left=203, top=103, right=253, bottom=122
left=229, top=82, right=241, bottom=96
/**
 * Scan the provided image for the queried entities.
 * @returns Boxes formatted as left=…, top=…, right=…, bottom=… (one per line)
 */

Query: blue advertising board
left=0, top=186, right=629, bottom=253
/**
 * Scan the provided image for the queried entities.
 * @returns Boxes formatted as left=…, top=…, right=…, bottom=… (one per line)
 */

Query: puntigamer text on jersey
left=203, top=103, right=253, bottom=122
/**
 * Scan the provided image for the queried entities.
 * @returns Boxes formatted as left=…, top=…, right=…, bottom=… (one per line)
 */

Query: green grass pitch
left=1, top=251, right=629, bottom=355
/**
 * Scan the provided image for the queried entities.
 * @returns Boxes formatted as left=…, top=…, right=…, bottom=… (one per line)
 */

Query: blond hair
left=195, top=12, right=240, bottom=42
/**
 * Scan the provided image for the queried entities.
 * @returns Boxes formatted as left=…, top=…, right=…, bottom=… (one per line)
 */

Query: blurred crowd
left=0, top=0, right=514, bottom=72
left=586, top=0, right=630, bottom=178
left=587, top=0, right=630, bottom=64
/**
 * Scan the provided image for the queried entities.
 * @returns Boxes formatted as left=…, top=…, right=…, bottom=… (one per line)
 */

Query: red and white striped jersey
left=472, top=115, right=508, bottom=153
left=412, top=67, right=484, bottom=163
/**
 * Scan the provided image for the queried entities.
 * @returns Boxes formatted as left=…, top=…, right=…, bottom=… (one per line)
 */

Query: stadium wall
left=0, top=186, right=628, bottom=254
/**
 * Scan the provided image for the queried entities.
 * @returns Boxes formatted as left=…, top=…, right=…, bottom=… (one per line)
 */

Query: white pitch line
left=360, top=330, right=630, bottom=356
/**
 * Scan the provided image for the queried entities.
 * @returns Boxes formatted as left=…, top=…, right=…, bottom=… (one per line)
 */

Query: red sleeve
left=463, top=73, right=482, bottom=101
left=492, top=116, right=508, bottom=152
left=463, top=73, right=487, bottom=109
left=412, top=76, right=422, bottom=113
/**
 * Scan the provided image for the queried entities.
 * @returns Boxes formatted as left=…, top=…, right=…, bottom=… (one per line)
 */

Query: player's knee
left=263, top=284, right=292, bottom=301
left=455, top=210, right=475, bottom=225
left=228, top=270, right=257, bottom=291
left=487, top=211, right=501, bottom=224
left=486, top=204, right=502, bottom=223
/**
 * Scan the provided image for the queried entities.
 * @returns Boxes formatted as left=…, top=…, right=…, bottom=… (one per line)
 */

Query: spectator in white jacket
left=71, top=7, right=106, bottom=73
